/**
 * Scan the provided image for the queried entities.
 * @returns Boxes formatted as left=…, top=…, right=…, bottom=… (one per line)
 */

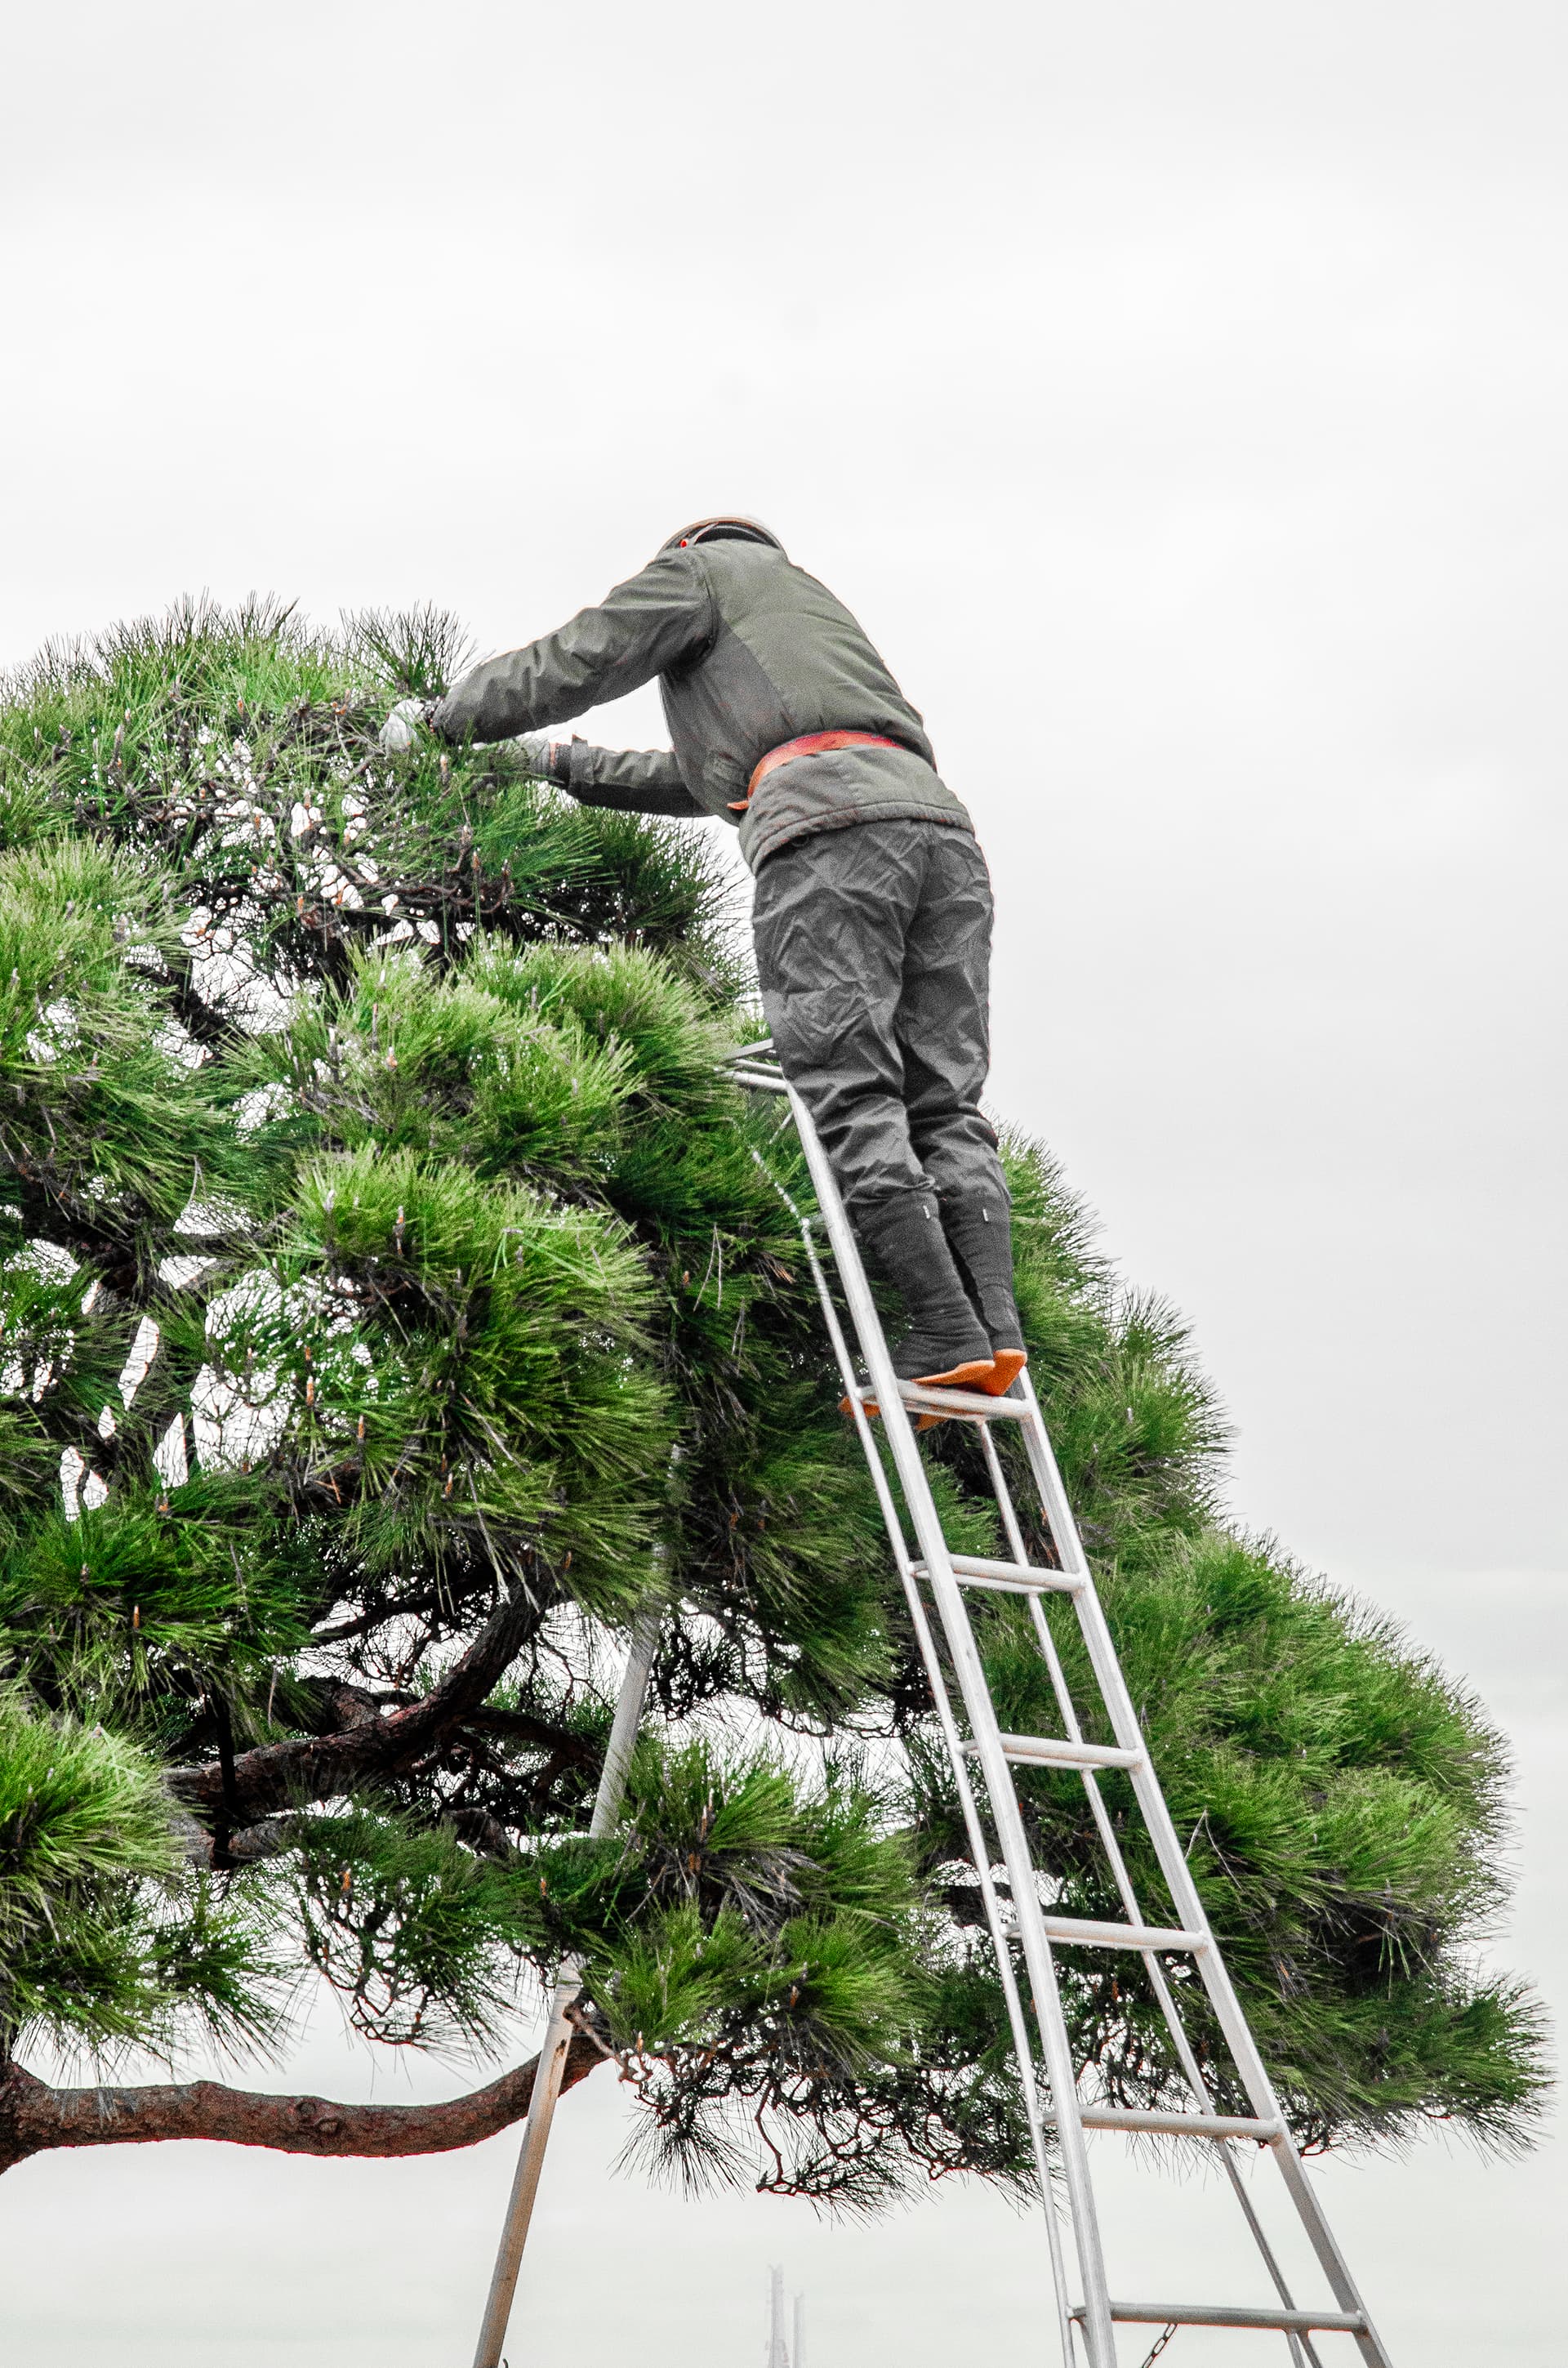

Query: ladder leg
left=470, top=1971, right=581, bottom=2368
left=470, top=1597, right=664, bottom=2368
left=1009, top=1379, right=1392, bottom=2368
left=795, top=1219, right=1079, bottom=2368
left=976, top=1427, right=1321, bottom=2368
left=783, top=1087, right=1120, bottom=2368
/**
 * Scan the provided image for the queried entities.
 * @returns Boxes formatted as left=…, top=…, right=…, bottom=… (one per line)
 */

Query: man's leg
left=752, top=822, right=923, bottom=1207
left=897, top=828, right=1027, bottom=1391
left=752, top=822, right=994, bottom=1387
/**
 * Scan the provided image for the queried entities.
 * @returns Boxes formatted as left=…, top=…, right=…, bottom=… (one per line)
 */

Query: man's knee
left=919, top=1119, right=1008, bottom=1206
left=808, top=1088, right=930, bottom=1211
left=763, top=979, right=904, bottom=1095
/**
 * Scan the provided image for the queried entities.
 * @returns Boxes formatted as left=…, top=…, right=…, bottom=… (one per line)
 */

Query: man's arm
left=521, top=734, right=702, bottom=818
left=430, top=550, right=715, bottom=746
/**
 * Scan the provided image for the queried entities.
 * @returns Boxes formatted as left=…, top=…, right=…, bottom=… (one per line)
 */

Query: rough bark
left=0, top=2031, right=604, bottom=2174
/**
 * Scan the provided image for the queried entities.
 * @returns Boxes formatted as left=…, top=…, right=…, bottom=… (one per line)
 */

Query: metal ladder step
left=857, top=1378, right=1035, bottom=1423
left=1039, top=1913, right=1209, bottom=1954
left=1061, top=2107, right=1282, bottom=2141
left=965, top=1730, right=1144, bottom=1773
left=991, top=1906, right=1210, bottom=1955
left=912, top=1551, right=1085, bottom=1597
left=1080, top=2300, right=1370, bottom=2335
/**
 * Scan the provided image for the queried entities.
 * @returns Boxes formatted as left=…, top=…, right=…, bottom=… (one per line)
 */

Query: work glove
left=378, top=698, right=429, bottom=754
left=515, top=732, right=574, bottom=784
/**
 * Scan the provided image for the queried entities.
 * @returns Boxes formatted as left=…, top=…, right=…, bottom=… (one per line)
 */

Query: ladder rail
left=783, top=1082, right=1118, bottom=2368
left=789, top=1207, right=1079, bottom=2368
left=1026, top=1584, right=1320, bottom=2368
left=978, top=1425, right=1322, bottom=2368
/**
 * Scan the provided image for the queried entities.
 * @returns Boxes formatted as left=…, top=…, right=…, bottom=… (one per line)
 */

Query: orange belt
left=728, top=729, right=904, bottom=813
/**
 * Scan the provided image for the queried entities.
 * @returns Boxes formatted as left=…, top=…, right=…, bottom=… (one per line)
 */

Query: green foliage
left=296, top=1810, right=523, bottom=2048
left=0, top=1683, right=281, bottom=2060
left=918, top=1527, right=1543, bottom=2153
left=0, top=600, right=1544, bottom=2205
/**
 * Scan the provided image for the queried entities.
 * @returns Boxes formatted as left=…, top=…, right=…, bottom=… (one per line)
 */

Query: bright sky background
left=0, top=2, right=1563, bottom=2361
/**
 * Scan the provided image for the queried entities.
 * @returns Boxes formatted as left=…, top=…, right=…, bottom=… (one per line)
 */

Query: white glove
left=379, top=698, right=426, bottom=754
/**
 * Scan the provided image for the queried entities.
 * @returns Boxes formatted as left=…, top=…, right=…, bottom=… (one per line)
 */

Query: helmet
left=660, top=515, right=786, bottom=555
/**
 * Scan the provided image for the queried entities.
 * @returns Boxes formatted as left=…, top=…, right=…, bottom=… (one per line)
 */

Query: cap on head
left=661, top=515, right=786, bottom=555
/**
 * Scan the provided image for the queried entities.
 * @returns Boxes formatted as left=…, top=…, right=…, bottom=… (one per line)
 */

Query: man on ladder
left=398, top=522, right=1394, bottom=2367
left=420, top=515, right=1027, bottom=1399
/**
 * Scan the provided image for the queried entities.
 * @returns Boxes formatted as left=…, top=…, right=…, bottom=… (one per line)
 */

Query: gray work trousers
left=752, top=817, right=1009, bottom=1216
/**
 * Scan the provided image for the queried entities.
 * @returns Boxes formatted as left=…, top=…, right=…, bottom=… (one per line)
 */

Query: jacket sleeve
left=430, top=550, right=716, bottom=745
left=559, top=739, right=704, bottom=818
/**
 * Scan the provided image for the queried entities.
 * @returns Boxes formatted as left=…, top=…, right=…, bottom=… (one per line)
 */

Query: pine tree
left=0, top=600, right=1545, bottom=2201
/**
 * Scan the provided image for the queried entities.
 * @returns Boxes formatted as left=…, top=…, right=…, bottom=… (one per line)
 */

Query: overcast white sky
left=0, top=2, right=1563, bottom=2361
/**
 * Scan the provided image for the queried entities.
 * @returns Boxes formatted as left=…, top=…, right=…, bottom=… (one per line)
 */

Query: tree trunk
left=0, top=2032, right=604, bottom=2174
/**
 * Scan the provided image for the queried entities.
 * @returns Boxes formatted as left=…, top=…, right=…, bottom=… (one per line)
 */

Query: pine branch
left=0, top=2036, right=603, bottom=2174
left=170, top=1584, right=540, bottom=1828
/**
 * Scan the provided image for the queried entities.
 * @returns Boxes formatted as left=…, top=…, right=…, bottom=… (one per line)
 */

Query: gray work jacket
left=430, top=538, right=973, bottom=870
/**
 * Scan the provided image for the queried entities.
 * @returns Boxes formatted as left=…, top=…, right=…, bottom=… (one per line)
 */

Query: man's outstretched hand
left=514, top=732, right=568, bottom=779
left=378, top=699, right=430, bottom=753
left=377, top=703, right=570, bottom=783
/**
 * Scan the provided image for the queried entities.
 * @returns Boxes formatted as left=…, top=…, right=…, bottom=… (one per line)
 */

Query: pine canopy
left=0, top=600, right=1545, bottom=2199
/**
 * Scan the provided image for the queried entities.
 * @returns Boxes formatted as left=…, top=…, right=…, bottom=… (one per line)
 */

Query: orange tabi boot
left=938, top=1190, right=1027, bottom=1396
left=839, top=1187, right=996, bottom=1420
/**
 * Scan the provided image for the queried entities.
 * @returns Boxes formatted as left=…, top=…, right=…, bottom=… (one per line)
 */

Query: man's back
left=658, top=538, right=929, bottom=784
left=432, top=535, right=969, bottom=870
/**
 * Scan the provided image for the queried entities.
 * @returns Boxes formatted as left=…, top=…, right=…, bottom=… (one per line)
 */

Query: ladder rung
left=973, top=1731, right=1143, bottom=1772
left=1065, top=2106, right=1280, bottom=2140
left=876, top=1380, right=1033, bottom=1423
left=729, top=1065, right=788, bottom=1093
left=1076, top=2302, right=1368, bottom=2336
left=1038, top=1914, right=1208, bottom=1954
left=912, top=1553, right=1084, bottom=1597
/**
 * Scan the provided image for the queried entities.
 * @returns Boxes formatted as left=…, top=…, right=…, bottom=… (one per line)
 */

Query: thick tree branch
left=170, top=1585, right=539, bottom=1826
left=0, top=2035, right=602, bottom=2175
left=144, top=952, right=248, bottom=1052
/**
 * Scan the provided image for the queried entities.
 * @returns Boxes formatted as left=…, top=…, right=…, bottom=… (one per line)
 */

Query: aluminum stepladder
left=728, top=1040, right=1394, bottom=2368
